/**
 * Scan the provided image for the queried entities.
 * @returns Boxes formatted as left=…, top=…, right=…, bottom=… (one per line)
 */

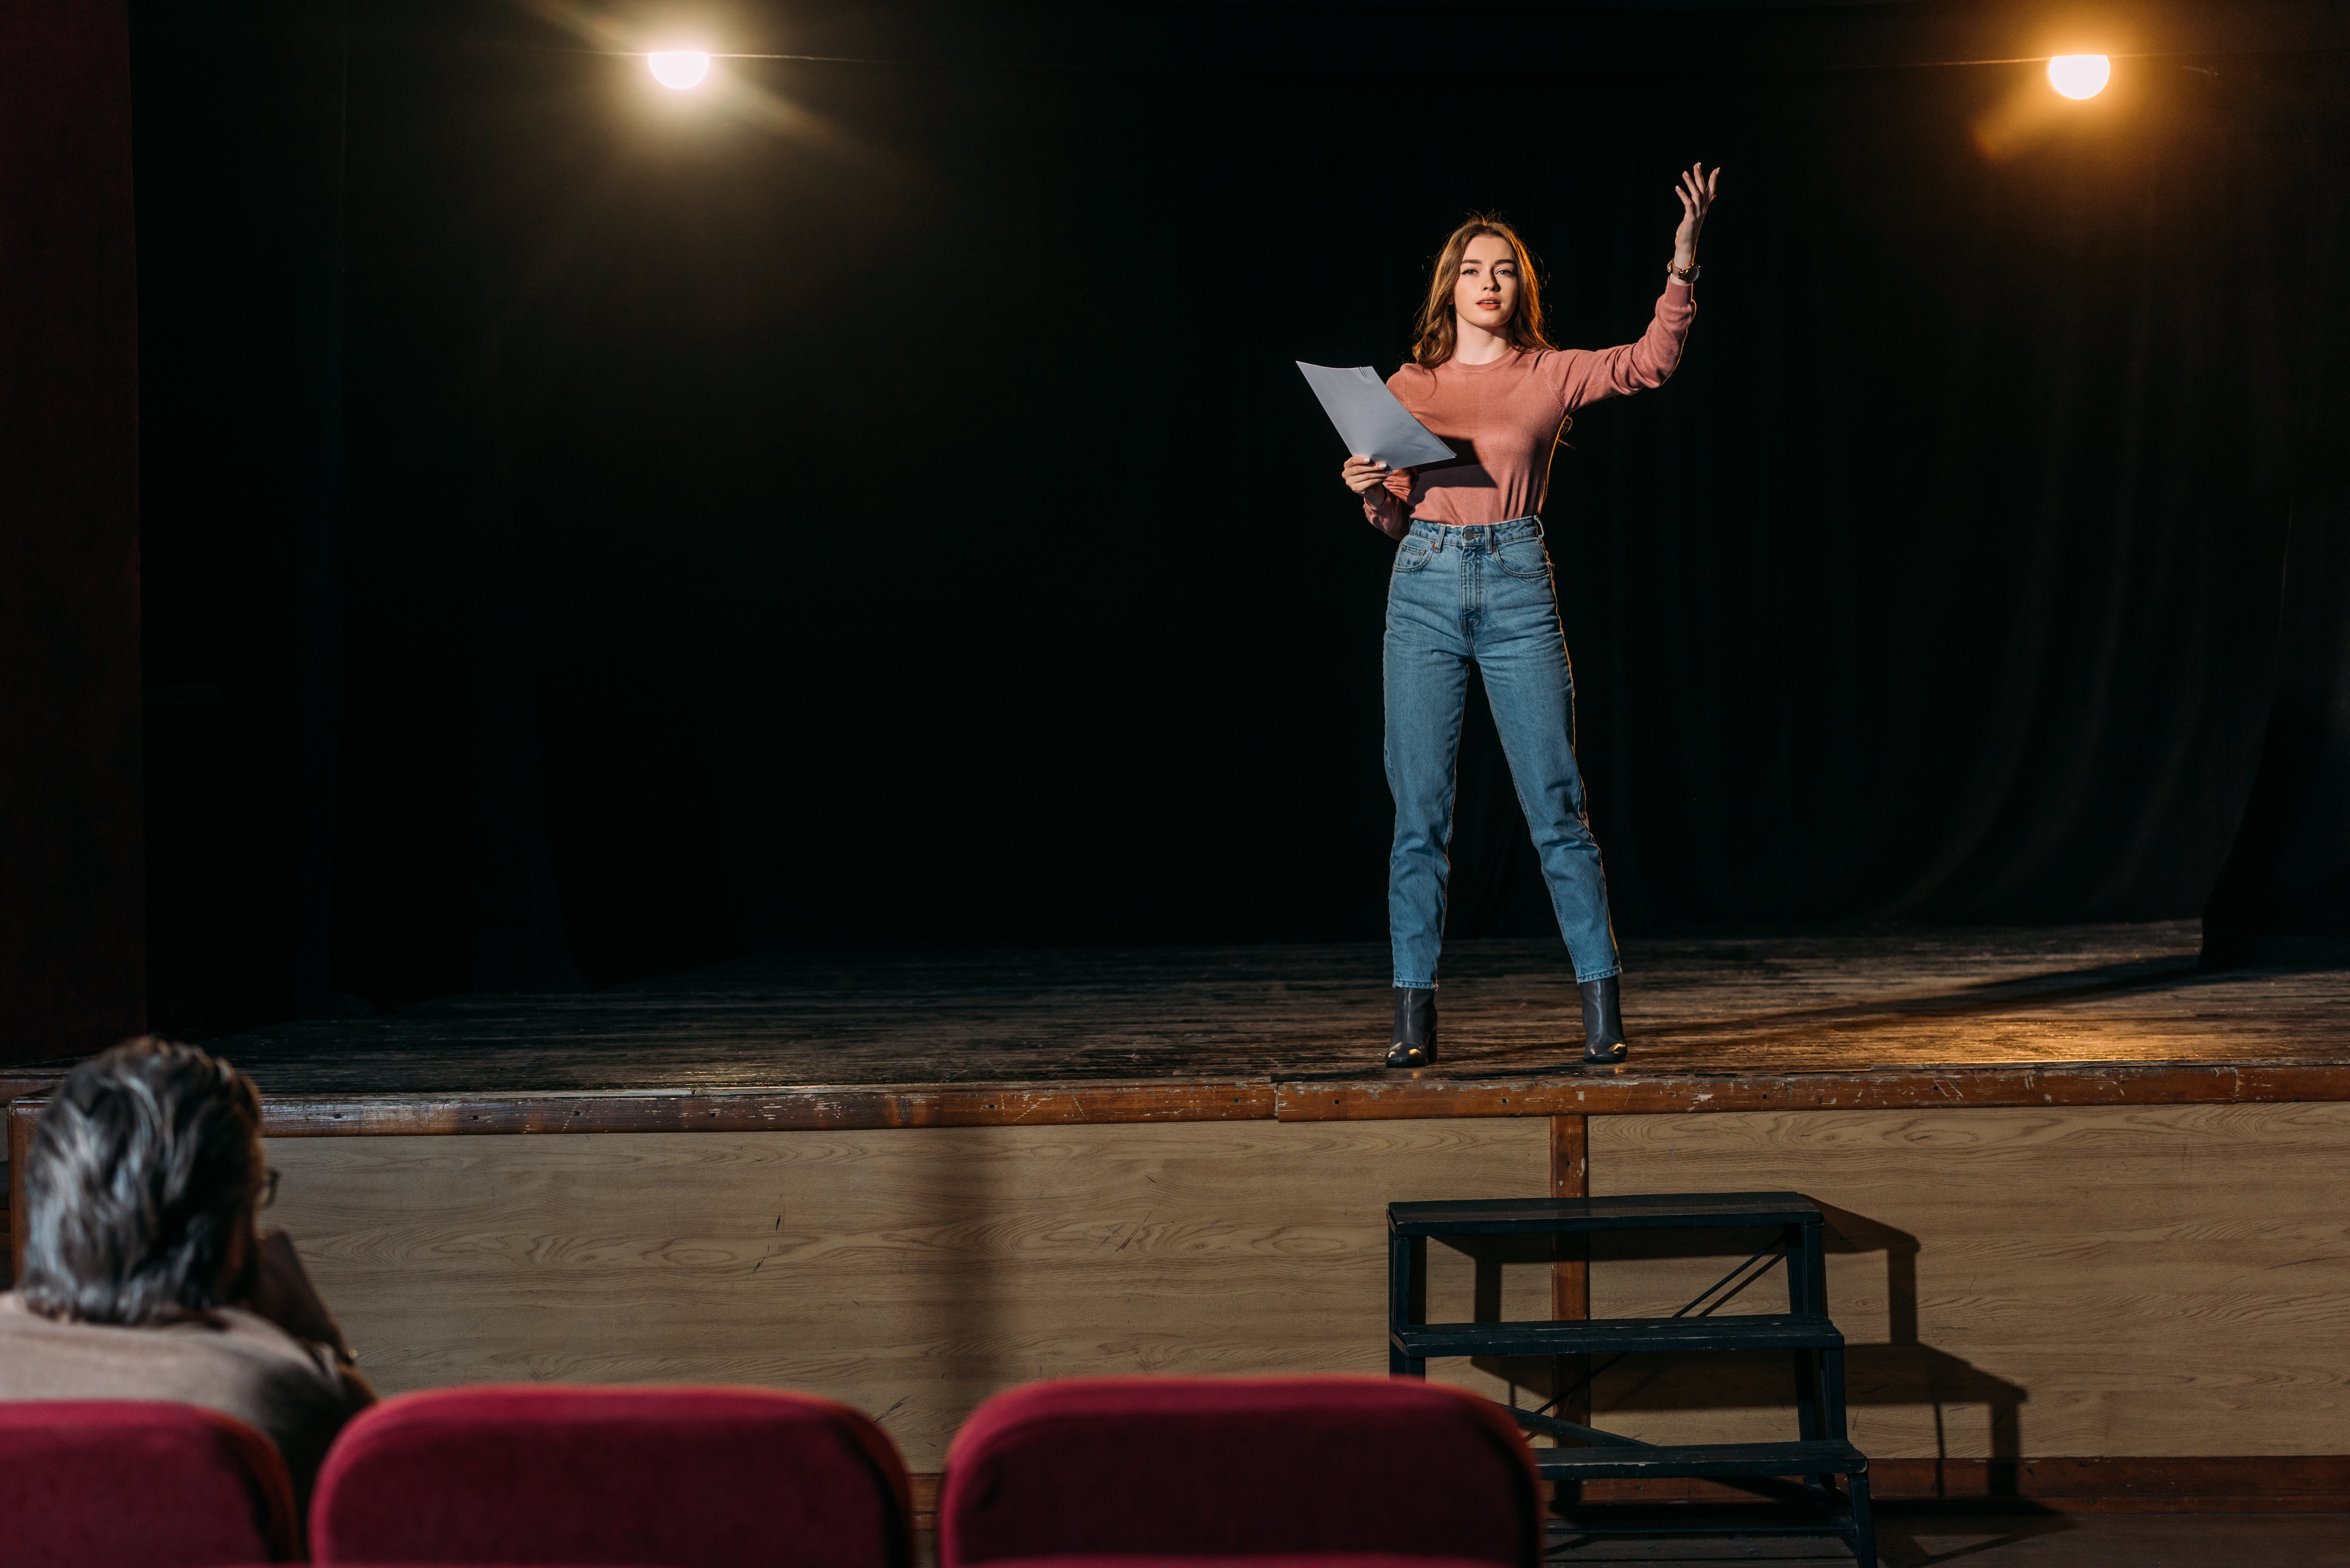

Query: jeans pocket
left=1496, top=539, right=1552, bottom=580
left=1393, top=541, right=1434, bottom=574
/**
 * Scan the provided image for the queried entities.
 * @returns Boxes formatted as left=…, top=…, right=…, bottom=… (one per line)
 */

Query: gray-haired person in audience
left=0, top=1037, right=375, bottom=1503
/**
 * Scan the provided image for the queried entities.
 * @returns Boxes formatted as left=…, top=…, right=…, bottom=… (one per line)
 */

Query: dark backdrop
left=132, top=0, right=2350, bottom=1030
left=1, top=0, right=143, bottom=1063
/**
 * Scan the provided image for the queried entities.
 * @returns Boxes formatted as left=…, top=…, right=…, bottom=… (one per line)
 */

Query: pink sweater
left=1364, top=281, right=1695, bottom=538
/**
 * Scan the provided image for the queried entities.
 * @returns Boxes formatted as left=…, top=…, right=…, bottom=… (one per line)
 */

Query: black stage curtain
left=1, top=0, right=144, bottom=1063
left=130, top=1, right=2350, bottom=1024
left=2203, top=482, right=2350, bottom=964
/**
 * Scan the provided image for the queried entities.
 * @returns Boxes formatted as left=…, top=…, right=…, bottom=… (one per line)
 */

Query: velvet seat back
left=310, top=1384, right=913, bottom=1567
left=938, top=1376, right=1543, bottom=1567
left=0, top=1399, right=299, bottom=1565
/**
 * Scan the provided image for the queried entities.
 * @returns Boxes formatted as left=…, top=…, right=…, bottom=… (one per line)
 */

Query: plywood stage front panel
left=269, top=1102, right=2350, bottom=1469
left=267, top=1119, right=1553, bottom=1469
left=1585, top=1102, right=2350, bottom=1459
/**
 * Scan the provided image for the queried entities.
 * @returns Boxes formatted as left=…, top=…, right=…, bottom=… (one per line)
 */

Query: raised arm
left=1553, top=162, right=1719, bottom=411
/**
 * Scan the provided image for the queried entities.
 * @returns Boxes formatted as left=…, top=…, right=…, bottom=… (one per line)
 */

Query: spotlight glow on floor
left=2047, top=54, right=2111, bottom=99
left=648, top=51, right=711, bottom=90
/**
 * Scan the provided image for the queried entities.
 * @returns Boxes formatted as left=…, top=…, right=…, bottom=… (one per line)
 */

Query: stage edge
left=1277, top=1061, right=2350, bottom=1119
left=6, top=1062, right=2349, bottom=1150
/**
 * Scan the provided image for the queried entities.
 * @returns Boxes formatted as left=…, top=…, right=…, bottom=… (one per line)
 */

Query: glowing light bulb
left=648, top=51, right=711, bottom=90
left=2047, top=54, right=2111, bottom=99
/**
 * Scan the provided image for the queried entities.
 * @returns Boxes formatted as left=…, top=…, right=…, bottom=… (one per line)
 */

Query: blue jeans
left=1385, top=516, right=1621, bottom=988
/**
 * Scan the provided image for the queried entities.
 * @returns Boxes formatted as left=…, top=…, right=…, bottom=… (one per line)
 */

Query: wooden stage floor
left=9, top=921, right=2340, bottom=1130
left=9, top=923, right=2347, bottom=1485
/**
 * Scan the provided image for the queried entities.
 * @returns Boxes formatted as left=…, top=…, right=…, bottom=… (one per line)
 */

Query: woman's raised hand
left=1341, top=455, right=1393, bottom=496
left=1672, top=162, right=1720, bottom=271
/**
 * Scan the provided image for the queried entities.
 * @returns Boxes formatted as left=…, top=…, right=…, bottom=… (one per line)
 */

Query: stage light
left=2047, top=54, right=2111, bottom=99
left=648, top=51, right=710, bottom=90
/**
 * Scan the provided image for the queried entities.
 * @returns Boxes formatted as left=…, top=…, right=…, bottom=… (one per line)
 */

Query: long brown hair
left=1410, top=214, right=1555, bottom=368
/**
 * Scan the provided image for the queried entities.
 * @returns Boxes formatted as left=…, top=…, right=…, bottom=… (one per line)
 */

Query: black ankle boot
left=1386, top=987, right=1438, bottom=1068
left=1579, top=975, right=1628, bottom=1064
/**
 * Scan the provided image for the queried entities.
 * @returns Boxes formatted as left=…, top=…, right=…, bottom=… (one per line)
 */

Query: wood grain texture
left=265, top=1118, right=1553, bottom=1470
left=106, top=1059, right=2344, bottom=1143
left=1275, top=1061, right=2350, bottom=1122
left=1550, top=1114, right=1592, bottom=1444
left=252, top=1083, right=1275, bottom=1137
left=1574, top=1102, right=2350, bottom=1459
left=1551, top=1115, right=1589, bottom=1319
left=5, top=924, right=2342, bottom=1106
left=3, top=925, right=2344, bottom=1135
left=258, top=1101, right=2350, bottom=1476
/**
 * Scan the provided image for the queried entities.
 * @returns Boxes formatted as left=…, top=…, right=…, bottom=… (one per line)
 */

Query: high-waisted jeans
left=1384, top=515, right=1621, bottom=988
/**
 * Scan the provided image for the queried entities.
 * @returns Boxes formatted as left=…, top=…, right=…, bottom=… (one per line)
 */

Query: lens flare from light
left=648, top=51, right=711, bottom=90
left=2047, top=54, right=2111, bottom=99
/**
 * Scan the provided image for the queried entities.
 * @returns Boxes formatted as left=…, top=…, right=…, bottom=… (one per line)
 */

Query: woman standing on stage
left=1343, top=167, right=1718, bottom=1070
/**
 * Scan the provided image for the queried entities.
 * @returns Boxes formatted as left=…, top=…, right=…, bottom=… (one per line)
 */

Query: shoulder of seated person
left=186, top=1310, right=361, bottom=1390
left=214, top=1305, right=345, bottom=1356
left=2, top=1294, right=295, bottom=1347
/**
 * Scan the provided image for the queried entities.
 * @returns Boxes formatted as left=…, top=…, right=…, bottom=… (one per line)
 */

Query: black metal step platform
left=1534, top=1438, right=1868, bottom=1483
left=1388, top=1189, right=1876, bottom=1565
left=1391, top=1192, right=1831, bottom=1236
left=1395, top=1311, right=1844, bottom=1361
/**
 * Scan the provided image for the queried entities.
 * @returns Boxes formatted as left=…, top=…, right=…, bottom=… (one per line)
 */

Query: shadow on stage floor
left=56, top=918, right=2336, bottom=1099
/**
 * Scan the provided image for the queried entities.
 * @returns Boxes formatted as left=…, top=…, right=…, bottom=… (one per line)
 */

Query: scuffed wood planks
left=16, top=923, right=2309, bottom=1099
left=252, top=1082, right=1275, bottom=1137
left=202, top=1059, right=2350, bottom=1139
left=265, top=1119, right=1554, bottom=1469
left=1579, top=1102, right=2350, bottom=1458
left=1279, top=1061, right=2350, bottom=1121
left=3, top=923, right=2344, bottom=1135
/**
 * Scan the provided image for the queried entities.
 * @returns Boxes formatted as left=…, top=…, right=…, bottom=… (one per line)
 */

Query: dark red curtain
left=0, top=0, right=142, bottom=1062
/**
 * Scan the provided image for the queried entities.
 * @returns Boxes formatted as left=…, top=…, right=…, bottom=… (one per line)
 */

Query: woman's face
left=1453, top=234, right=1520, bottom=332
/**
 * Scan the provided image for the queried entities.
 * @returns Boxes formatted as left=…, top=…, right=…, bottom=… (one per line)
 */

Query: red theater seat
left=944, top=1560, right=1510, bottom=1568
left=0, top=1399, right=300, bottom=1565
left=938, top=1376, right=1543, bottom=1567
left=310, top=1384, right=914, bottom=1567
